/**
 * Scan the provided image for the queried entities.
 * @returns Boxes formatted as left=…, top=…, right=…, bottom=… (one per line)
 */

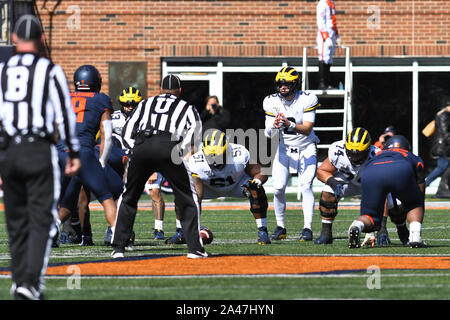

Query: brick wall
left=35, top=0, right=450, bottom=95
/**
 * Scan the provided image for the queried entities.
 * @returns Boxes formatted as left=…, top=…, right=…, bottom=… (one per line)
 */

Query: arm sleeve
left=49, top=64, right=80, bottom=158
left=263, top=97, right=277, bottom=138
left=99, top=119, right=112, bottom=166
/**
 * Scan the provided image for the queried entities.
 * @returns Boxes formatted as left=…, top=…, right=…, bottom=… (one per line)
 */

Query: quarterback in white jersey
left=167, top=130, right=272, bottom=245
left=315, top=127, right=378, bottom=245
left=115, top=87, right=166, bottom=241
left=264, top=66, right=320, bottom=242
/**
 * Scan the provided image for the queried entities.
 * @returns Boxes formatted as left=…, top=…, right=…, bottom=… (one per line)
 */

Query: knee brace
left=248, top=185, right=268, bottom=216
left=319, top=193, right=338, bottom=219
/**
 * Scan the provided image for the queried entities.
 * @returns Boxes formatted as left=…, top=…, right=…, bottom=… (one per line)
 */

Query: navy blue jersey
left=366, top=148, right=425, bottom=184
left=70, top=91, right=113, bottom=148
left=360, top=148, right=425, bottom=227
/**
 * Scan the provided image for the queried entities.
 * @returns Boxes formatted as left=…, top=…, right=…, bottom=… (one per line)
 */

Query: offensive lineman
left=111, top=87, right=166, bottom=240
left=165, top=130, right=271, bottom=244
left=314, top=127, right=378, bottom=244
left=264, top=66, right=320, bottom=242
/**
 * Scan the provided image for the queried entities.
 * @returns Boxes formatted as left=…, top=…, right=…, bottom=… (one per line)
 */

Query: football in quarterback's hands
left=200, top=227, right=214, bottom=245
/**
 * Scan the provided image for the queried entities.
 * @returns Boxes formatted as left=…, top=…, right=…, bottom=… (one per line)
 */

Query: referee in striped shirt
left=0, top=15, right=81, bottom=300
left=111, top=75, right=208, bottom=259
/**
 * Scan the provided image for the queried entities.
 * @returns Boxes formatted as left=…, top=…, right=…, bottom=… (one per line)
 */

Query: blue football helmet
left=384, top=135, right=411, bottom=151
left=73, top=65, right=102, bottom=92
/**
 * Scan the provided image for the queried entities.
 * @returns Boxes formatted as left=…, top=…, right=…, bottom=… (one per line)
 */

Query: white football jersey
left=328, top=140, right=379, bottom=183
left=111, top=110, right=127, bottom=150
left=189, top=143, right=249, bottom=194
left=263, top=91, right=320, bottom=147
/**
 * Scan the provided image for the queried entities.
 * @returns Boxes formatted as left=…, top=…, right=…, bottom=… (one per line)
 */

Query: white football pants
left=272, top=143, right=317, bottom=231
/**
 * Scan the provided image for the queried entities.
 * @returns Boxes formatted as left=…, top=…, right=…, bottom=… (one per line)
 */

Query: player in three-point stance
left=348, top=135, right=427, bottom=249
left=263, top=66, right=320, bottom=242
left=166, top=130, right=271, bottom=245
left=314, top=127, right=379, bottom=245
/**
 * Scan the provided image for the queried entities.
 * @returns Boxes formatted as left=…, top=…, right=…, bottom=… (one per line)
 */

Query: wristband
left=288, top=121, right=296, bottom=132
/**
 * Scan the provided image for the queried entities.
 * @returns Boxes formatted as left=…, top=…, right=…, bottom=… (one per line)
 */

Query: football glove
left=241, top=178, right=262, bottom=198
left=326, top=177, right=347, bottom=201
left=376, top=230, right=391, bottom=246
left=324, top=37, right=333, bottom=48
left=362, top=232, right=376, bottom=247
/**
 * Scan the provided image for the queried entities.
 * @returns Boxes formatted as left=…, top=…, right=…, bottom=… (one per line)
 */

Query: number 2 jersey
left=188, top=143, right=249, bottom=196
left=263, top=91, right=320, bottom=148
left=328, top=140, right=379, bottom=184
left=70, top=91, right=113, bottom=148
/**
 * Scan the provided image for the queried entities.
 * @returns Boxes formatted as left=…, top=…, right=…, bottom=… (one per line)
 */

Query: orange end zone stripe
left=0, top=255, right=448, bottom=277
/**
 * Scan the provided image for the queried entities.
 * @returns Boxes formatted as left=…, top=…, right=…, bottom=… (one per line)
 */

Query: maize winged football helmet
left=345, top=127, right=371, bottom=165
left=74, top=65, right=102, bottom=92
left=203, top=130, right=228, bottom=169
left=275, top=66, right=300, bottom=97
left=119, top=87, right=143, bottom=117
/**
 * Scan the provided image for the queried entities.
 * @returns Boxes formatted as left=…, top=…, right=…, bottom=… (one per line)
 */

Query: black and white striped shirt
left=122, top=93, right=202, bottom=152
left=0, top=53, right=79, bottom=156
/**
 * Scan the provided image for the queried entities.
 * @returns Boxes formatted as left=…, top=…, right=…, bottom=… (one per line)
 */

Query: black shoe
left=348, top=226, right=361, bottom=248
left=14, top=285, right=41, bottom=300
left=111, top=245, right=125, bottom=259
left=187, top=249, right=209, bottom=259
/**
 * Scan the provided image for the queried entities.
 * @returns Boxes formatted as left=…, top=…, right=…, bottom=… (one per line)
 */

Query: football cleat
left=409, top=230, right=427, bottom=248
left=164, top=228, right=186, bottom=244
left=314, top=234, right=333, bottom=245
left=410, top=241, right=427, bottom=248
left=299, top=228, right=313, bottom=241
left=187, top=250, right=209, bottom=259
left=104, top=226, right=112, bottom=246
left=257, top=227, right=271, bottom=245
left=79, top=235, right=94, bottom=246
left=348, top=226, right=361, bottom=248
left=270, top=226, right=287, bottom=240
left=153, top=229, right=165, bottom=240
left=397, top=224, right=409, bottom=245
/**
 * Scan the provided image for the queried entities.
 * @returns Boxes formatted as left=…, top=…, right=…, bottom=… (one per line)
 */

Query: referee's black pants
left=1, top=139, right=60, bottom=290
left=112, top=134, right=204, bottom=254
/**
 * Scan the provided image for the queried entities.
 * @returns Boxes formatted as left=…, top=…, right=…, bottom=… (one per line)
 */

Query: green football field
left=0, top=193, right=449, bottom=302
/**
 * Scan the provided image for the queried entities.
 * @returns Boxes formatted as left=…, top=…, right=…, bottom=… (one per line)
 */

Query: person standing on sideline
left=200, top=95, right=231, bottom=134
left=263, top=66, right=320, bottom=242
left=111, top=74, right=207, bottom=259
left=316, top=0, right=341, bottom=89
left=0, top=14, right=81, bottom=300
left=425, top=105, right=450, bottom=188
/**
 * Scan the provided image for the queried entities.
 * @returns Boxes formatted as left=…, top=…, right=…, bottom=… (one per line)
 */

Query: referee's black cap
left=14, top=14, right=42, bottom=40
left=161, top=74, right=181, bottom=90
